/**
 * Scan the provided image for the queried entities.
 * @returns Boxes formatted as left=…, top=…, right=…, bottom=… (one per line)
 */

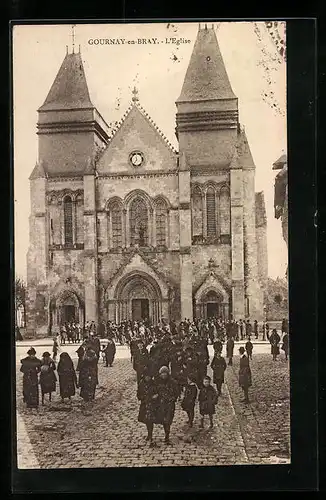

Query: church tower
left=176, top=24, right=264, bottom=321
left=26, top=46, right=110, bottom=337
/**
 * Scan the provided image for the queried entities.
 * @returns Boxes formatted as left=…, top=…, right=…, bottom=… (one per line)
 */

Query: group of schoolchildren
left=131, top=330, right=249, bottom=446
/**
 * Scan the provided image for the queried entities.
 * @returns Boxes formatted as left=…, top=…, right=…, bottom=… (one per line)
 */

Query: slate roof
left=38, top=51, right=93, bottom=111
left=177, top=26, right=236, bottom=103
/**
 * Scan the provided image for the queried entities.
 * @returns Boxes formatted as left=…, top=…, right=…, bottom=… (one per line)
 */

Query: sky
left=13, top=22, right=287, bottom=281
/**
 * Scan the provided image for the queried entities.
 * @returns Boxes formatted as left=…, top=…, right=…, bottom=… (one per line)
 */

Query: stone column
left=125, top=209, right=130, bottom=247
left=178, top=154, right=193, bottom=321
left=202, top=191, right=207, bottom=238
left=83, top=174, right=98, bottom=323
left=98, top=212, right=107, bottom=252
left=152, top=208, right=157, bottom=247
left=243, top=168, right=263, bottom=320
left=166, top=209, right=171, bottom=249
left=161, top=300, right=169, bottom=321
left=230, top=165, right=245, bottom=320
left=72, top=200, right=77, bottom=245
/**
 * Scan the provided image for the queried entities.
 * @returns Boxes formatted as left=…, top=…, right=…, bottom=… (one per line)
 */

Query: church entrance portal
left=132, top=298, right=149, bottom=322
left=112, top=272, right=163, bottom=324
left=195, top=289, right=230, bottom=321
left=49, top=289, right=84, bottom=334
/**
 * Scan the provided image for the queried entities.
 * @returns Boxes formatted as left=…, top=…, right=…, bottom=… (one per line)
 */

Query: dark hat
left=42, top=351, right=51, bottom=358
left=27, top=347, right=36, bottom=355
left=239, top=346, right=245, bottom=354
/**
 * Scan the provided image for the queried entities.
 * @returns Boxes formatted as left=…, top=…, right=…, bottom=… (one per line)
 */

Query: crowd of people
left=20, top=316, right=289, bottom=446
left=57, top=317, right=289, bottom=346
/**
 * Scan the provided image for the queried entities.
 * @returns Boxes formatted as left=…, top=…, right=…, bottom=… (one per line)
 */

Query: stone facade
left=273, top=153, right=288, bottom=249
left=26, top=27, right=267, bottom=337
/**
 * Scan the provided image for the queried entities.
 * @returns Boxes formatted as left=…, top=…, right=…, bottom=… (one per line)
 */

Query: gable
left=106, top=251, right=170, bottom=301
left=97, top=105, right=177, bottom=174
left=194, top=271, right=230, bottom=302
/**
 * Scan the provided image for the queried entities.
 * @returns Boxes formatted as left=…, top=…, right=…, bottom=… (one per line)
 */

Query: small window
left=111, top=203, right=122, bottom=248
left=155, top=199, right=167, bottom=247
left=206, top=187, right=217, bottom=237
left=130, top=197, right=148, bottom=246
left=64, top=196, right=73, bottom=245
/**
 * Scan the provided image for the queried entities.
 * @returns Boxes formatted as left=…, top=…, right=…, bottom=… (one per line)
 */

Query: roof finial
left=66, top=45, right=68, bottom=54
left=71, top=24, right=76, bottom=53
left=132, top=86, right=139, bottom=103
left=205, top=23, right=207, bottom=30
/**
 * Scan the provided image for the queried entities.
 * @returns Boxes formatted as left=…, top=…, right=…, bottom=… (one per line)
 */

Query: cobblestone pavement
left=15, top=352, right=290, bottom=468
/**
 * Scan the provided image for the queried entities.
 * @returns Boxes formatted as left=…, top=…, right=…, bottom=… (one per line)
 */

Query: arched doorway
left=195, top=289, right=229, bottom=320
left=49, top=289, right=85, bottom=332
left=112, top=272, right=163, bottom=324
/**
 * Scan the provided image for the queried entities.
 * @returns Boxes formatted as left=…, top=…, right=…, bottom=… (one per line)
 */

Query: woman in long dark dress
left=57, top=352, right=77, bottom=402
left=39, top=352, right=57, bottom=405
left=137, top=370, right=159, bottom=446
left=20, top=348, right=41, bottom=408
left=104, top=338, right=116, bottom=367
left=76, top=341, right=86, bottom=372
left=78, top=348, right=98, bottom=402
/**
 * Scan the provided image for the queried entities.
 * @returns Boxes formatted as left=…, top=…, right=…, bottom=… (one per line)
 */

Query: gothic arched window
left=64, top=196, right=73, bottom=245
left=192, top=186, right=203, bottom=238
left=219, top=187, right=231, bottom=236
left=206, top=187, right=217, bottom=238
left=111, top=202, right=123, bottom=248
left=155, top=199, right=168, bottom=247
left=130, top=197, right=148, bottom=246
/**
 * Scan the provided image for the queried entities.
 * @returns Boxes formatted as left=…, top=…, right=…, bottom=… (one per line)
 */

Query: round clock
left=129, top=151, right=144, bottom=167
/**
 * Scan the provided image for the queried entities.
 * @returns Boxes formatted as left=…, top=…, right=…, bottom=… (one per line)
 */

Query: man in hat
left=238, top=346, right=252, bottom=404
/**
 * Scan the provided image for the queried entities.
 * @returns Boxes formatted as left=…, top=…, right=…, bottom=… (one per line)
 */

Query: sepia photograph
left=13, top=21, right=289, bottom=469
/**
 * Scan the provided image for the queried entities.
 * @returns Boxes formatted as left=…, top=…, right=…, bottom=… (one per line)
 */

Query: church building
left=26, top=25, right=268, bottom=337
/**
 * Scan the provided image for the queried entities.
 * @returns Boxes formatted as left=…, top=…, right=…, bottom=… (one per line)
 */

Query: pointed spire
left=177, top=25, right=236, bottom=102
left=38, top=50, right=93, bottom=111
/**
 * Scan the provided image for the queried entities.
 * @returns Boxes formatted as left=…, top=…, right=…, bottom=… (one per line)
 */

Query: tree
left=15, top=277, right=26, bottom=327
left=253, top=21, right=286, bottom=117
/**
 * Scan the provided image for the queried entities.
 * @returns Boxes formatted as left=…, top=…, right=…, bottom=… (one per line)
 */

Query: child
left=198, top=375, right=218, bottom=429
left=211, top=350, right=227, bottom=396
left=245, top=336, right=253, bottom=360
left=137, top=370, right=159, bottom=446
left=181, top=376, right=198, bottom=427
